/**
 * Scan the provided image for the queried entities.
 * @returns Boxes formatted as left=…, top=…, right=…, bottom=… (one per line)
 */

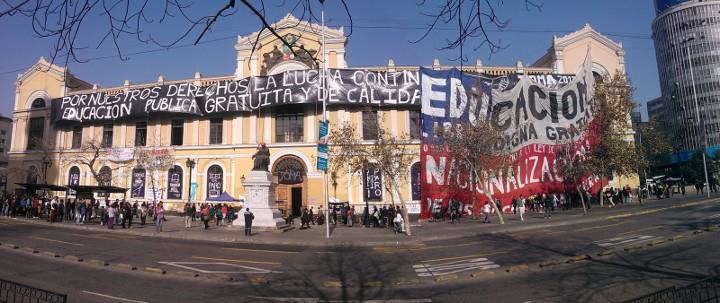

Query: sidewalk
left=2, top=195, right=716, bottom=247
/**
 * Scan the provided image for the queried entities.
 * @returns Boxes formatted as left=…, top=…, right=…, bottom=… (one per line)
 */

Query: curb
left=89, top=259, right=109, bottom=266
left=394, top=278, right=421, bottom=286
left=21, top=247, right=39, bottom=254
left=113, top=263, right=137, bottom=271
left=647, top=239, right=667, bottom=246
left=3, top=243, right=18, bottom=249
left=209, top=274, right=234, bottom=282
left=144, top=267, right=166, bottom=275
left=566, top=255, right=590, bottom=263
left=64, top=255, right=83, bottom=262
left=623, top=245, right=643, bottom=252
left=42, top=251, right=59, bottom=258
left=669, top=235, right=686, bottom=241
left=506, top=264, right=530, bottom=273
left=596, top=250, right=614, bottom=257
left=538, top=260, right=564, bottom=268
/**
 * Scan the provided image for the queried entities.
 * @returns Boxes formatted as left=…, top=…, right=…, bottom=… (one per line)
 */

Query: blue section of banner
left=419, top=67, right=492, bottom=143
left=317, top=120, right=329, bottom=172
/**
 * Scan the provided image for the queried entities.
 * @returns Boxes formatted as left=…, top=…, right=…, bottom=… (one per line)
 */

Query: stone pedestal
left=232, top=170, right=287, bottom=230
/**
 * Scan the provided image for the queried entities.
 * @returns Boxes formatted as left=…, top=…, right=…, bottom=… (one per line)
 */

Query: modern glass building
left=652, top=0, right=720, bottom=161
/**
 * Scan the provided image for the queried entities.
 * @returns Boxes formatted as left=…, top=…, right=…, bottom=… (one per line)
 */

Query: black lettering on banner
left=562, top=90, right=578, bottom=120
left=528, top=85, right=548, bottom=121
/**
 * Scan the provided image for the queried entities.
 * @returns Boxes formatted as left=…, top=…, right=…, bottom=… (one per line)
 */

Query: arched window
left=130, top=168, right=146, bottom=198
left=592, top=71, right=605, bottom=85
left=272, top=156, right=306, bottom=185
left=411, top=162, right=421, bottom=201
left=31, top=98, right=46, bottom=109
left=167, top=165, right=183, bottom=200
left=206, top=165, right=223, bottom=199
left=26, top=166, right=38, bottom=184
left=98, top=166, right=112, bottom=186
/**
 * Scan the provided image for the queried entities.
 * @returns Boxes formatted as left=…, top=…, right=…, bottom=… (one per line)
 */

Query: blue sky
left=0, top=0, right=658, bottom=119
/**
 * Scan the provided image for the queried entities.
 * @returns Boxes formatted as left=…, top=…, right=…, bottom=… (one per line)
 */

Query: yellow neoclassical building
left=8, top=15, right=631, bottom=214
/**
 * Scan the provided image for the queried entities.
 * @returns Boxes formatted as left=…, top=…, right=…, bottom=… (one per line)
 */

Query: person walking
left=154, top=202, right=165, bottom=232
left=215, top=204, right=223, bottom=226
left=183, top=203, right=192, bottom=228
left=482, top=202, right=492, bottom=224
left=517, top=195, right=526, bottom=222
left=393, top=212, right=404, bottom=234
left=244, top=208, right=254, bottom=236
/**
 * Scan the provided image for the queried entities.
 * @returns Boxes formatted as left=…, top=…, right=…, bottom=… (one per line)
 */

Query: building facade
left=8, top=15, right=629, bottom=213
left=652, top=0, right=720, bottom=161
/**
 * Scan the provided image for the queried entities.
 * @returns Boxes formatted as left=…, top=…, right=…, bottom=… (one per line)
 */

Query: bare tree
left=134, top=143, right=174, bottom=205
left=556, top=138, right=592, bottom=215
left=414, top=0, right=542, bottom=62
left=434, top=119, right=514, bottom=224
left=0, top=0, right=352, bottom=67
left=586, top=71, right=641, bottom=206
left=329, top=118, right=415, bottom=235
left=0, top=0, right=543, bottom=69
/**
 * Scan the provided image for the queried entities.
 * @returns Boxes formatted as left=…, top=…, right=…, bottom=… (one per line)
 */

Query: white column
left=390, top=110, right=398, bottom=137
left=235, top=56, right=246, bottom=80
left=16, top=117, right=26, bottom=151
left=335, top=50, right=347, bottom=68
left=263, top=112, right=271, bottom=143
left=249, top=115, right=257, bottom=144
left=57, top=129, right=65, bottom=150
left=347, top=166, right=354, bottom=204
left=337, top=109, right=347, bottom=126
left=231, top=159, right=236, bottom=196
left=192, top=120, right=200, bottom=145
left=232, top=116, right=243, bottom=144
left=119, top=125, right=127, bottom=148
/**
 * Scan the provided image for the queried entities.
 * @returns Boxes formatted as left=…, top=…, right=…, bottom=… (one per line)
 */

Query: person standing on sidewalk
left=244, top=208, right=254, bottom=236
left=107, top=205, right=115, bottom=229
left=139, top=203, right=147, bottom=226
left=155, top=202, right=165, bottom=232
left=183, top=203, right=192, bottom=228
left=543, top=194, right=553, bottom=219
left=201, top=204, right=210, bottom=230
left=482, top=202, right=492, bottom=224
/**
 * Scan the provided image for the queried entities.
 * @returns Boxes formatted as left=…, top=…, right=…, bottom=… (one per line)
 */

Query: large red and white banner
left=419, top=56, right=601, bottom=218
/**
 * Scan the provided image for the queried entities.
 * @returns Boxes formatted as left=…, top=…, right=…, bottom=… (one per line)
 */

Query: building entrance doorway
left=291, top=188, right=302, bottom=217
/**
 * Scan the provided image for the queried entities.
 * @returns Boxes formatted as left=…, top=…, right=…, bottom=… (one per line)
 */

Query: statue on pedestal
left=252, top=143, right=271, bottom=171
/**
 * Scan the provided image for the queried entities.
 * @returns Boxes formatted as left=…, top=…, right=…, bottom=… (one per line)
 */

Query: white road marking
left=82, top=291, right=148, bottom=303
left=413, top=257, right=500, bottom=277
left=594, top=234, right=655, bottom=248
left=158, top=261, right=280, bottom=274
left=706, top=213, right=720, bottom=219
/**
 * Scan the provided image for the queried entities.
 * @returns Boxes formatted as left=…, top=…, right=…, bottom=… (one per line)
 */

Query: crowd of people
left=0, top=192, right=240, bottom=233
left=291, top=204, right=407, bottom=234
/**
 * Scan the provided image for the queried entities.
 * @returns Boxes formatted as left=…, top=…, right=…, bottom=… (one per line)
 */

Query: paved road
left=0, top=195, right=719, bottom=302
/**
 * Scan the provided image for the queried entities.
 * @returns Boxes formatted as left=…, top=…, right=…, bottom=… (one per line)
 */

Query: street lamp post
left=685, top=36, right=711, bottom=198
left=185, top=158, right=195, bottom=202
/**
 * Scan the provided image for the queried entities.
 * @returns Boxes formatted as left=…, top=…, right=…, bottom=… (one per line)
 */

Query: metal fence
left=0, top=278, right=67, bottom=303
left=626, top=275, right=720, bottom=303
